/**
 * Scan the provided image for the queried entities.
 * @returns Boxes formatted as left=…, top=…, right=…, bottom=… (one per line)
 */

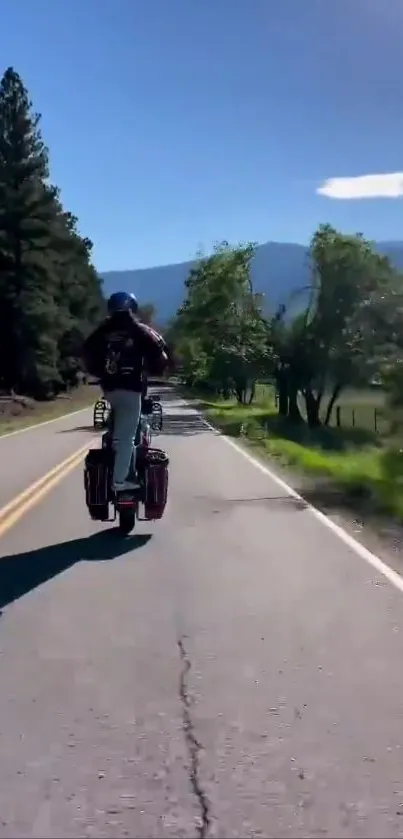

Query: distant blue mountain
left=100, top=240, right=403, bottom=323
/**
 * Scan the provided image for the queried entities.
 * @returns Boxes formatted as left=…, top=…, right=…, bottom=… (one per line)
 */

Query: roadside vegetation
left=0, top=383, right=99, bottom=436
left=166, top=232, right=403, bottom=522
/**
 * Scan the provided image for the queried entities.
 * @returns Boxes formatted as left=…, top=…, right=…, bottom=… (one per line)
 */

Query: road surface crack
left=178, top=636, right=211, bottom=838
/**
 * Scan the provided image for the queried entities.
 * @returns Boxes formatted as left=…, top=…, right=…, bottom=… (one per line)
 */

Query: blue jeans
left=104, top=389, right=142, bottom=488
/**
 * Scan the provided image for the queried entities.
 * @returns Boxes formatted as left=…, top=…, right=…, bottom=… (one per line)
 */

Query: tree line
left=0, top=66, right=105, bottom=399
left=166, top=228, right=403, bottom=429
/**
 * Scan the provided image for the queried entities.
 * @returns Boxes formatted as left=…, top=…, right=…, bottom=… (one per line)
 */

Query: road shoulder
left=182, top=391, right=403, bottom=583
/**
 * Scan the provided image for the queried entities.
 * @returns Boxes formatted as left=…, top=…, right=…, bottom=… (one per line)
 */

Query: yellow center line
left=0, top=438, right=98, bottom=539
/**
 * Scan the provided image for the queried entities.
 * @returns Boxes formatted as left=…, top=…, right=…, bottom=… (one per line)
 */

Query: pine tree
left=0, top=67, right=59, bottom=393
left=53, top=206, right=105, bottom=389
left=0, top=66, right=105, bottom=397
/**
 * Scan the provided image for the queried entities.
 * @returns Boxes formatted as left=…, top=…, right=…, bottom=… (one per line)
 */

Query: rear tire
left=118, top=507, right=136, bottom=535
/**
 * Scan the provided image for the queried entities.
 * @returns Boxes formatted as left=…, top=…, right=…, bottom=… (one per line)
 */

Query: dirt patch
left=0, top=384, right=99, bottom=434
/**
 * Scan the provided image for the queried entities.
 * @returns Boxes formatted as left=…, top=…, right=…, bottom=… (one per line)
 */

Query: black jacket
left=82, top=312, right=166, bottom=393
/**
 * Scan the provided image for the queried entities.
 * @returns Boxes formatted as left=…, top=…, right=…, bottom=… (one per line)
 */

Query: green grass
left=0, top=384, right=99, bottom=435
left=185, top=383, right=403, bottom=521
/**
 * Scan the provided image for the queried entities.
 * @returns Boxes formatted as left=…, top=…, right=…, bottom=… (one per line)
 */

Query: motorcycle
left=93, top=397, right=111, bottom=430
left=150, top=394, right=163, bottom=432
left=93, top=394, right=163, bottom=434
left=84, top=397, right=169, bottom=535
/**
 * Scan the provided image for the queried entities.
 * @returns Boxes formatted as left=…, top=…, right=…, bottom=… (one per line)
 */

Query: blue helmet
left=107, top=291, right=138, bottom=315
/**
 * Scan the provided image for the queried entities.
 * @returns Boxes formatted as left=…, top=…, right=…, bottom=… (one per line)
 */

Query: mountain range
left=100, top=240, right=403, bottom=324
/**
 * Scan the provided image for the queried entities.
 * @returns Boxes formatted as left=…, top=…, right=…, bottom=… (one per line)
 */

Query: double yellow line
left=0, top=439, right=97, bottom=540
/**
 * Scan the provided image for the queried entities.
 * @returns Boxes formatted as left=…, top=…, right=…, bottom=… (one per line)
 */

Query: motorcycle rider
left=82, top=291, right=168, bottom=494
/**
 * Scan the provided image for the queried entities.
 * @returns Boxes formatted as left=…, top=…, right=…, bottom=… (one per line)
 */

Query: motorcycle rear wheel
left=118, top=506, right=136, bottom=535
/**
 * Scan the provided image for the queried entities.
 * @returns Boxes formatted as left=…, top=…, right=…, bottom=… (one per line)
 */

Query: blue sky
left=1, top=0, right=403, bottom=270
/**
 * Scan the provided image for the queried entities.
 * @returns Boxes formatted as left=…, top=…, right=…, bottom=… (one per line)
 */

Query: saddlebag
left=143, top=448, right=169, bottom=520
left=84, top=448, right=112, bottom=509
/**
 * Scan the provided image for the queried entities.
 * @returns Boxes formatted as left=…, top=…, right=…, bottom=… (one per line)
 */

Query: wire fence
left=272, top=389, right=388, bottom=434
left=326, top=405, right=386, bottom=432
left=326, top=404, right=389, bottom=434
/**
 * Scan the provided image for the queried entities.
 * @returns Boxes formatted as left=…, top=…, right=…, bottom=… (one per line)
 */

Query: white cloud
left=317, top=172, right=403, bottom=199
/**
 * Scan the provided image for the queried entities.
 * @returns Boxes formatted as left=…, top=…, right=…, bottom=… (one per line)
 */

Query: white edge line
left=182, top=398, right=403, bottom=596
left=0, top=405, right=91, bottom=440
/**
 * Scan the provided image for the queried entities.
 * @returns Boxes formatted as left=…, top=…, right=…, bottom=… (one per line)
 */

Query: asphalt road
left=1, top=389, right=403, bottom=838
left=0, top=404, right=97, bottom=511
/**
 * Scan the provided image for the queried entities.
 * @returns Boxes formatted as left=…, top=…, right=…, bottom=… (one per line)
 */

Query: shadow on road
left=0, top=531, right=151, bottom=610
left=57, top=412, right=209, bottom=437
left=161, top=410, right=211, bottom=436
left=58, top=425, right=97, bottom=434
